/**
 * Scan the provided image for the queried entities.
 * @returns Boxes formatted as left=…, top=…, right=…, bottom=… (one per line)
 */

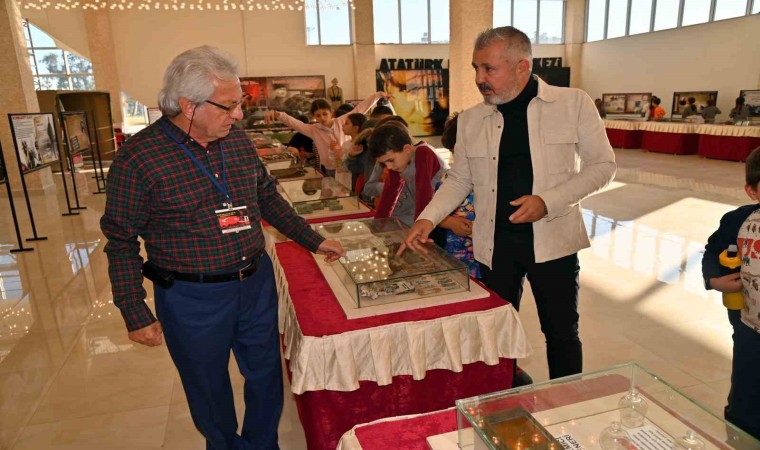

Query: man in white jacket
left=401, top=26, right=616, bottom=380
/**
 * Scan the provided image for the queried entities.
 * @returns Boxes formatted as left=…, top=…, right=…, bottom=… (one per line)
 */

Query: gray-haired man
left=101, top=46, right=343, bottom=449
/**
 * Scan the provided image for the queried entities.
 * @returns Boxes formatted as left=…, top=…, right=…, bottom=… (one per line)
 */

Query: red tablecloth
left=698, top=134, right=760, bottom=162
left=606, top=128, right=642, bottom=149
left=347, top=374, right=632, bottom=450
left=641, top=131, right=698, bottom=155
left=275, top=242, right=518, bottom=450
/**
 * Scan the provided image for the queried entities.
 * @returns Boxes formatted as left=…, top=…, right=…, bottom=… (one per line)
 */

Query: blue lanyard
left=161, top=122, right=231, bottom=206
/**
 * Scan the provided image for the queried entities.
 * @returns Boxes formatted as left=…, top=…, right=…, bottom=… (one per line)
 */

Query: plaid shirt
left=101, top=117, right=324, bottom=331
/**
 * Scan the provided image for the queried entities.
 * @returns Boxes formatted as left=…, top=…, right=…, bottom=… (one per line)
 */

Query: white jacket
left=417, top=76, right=616, bottom=266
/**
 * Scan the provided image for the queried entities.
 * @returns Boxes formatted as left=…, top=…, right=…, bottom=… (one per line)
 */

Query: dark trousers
left=480, top=231, right=582, bottom=379
left=726, top=309, right=760, bottom=440
left=155, top=254, right=282, bottom=450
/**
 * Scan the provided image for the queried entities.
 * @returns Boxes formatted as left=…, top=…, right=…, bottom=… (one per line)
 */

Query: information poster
left=8, top=113, right=60, bottom=173
left=376, top=58, right=450, bottom=136
left=740, top=90, right=760, bottom=118
left=147, top=107, right=162, bottom=124
left=602, top=92, right=652, bottom=116
left=61, top=112, right=91, bottom=156
left=671, top=91, right=718, bottom=116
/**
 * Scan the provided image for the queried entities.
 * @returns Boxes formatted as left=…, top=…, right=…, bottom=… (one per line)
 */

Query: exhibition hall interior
left=0, top=0, right=759, bottom=448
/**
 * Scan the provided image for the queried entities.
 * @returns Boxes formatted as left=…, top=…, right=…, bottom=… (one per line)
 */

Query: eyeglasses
left=204, top=95, right=248, bottom=115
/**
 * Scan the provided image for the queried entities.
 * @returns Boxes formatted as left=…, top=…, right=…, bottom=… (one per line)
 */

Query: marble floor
left=0, top=148, right=750, bottom=449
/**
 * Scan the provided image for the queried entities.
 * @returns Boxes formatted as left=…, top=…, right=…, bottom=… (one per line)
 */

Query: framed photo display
left=671, top=91, right=718, bottom=117
left=61, top=111, right=91, bottom=156
left=147, top=107, right=162, bottom=124
left=602, top=93, right=652, bottom=116
left=8, top=113, right=60, bottom=173
left=739, top=90, right=760, bottom=119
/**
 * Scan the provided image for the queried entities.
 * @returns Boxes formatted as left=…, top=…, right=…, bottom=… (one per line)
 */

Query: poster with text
left=671, top=91, right=718, bottom=116
left=740, top=90, right=760, bottom=118
left=62, top=112, right=91, bottom=156
left=147, top=107, right=162, bottom=124
left=8, top=113, right=60, bottom=173
left=239, top=75, right=326, bottom=129
left=376, top=60, right=449, bottom=136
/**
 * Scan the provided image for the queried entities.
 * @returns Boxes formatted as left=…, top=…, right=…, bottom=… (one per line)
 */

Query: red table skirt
left=641, top=131, right=698, bottom=155
left=350, top=374, right=632, bottom=450
left=605, top=128, right=642, bottom=149
left=294, top=358, right=514, bottom=450
left=698, top=134, right=760, bottom=162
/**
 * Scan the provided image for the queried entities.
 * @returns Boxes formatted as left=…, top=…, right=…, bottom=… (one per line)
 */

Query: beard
left=478, top=82, right=523, bottom=105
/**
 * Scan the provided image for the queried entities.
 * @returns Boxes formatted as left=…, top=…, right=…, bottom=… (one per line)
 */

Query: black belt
left=173, top=256, right=260, bottom=283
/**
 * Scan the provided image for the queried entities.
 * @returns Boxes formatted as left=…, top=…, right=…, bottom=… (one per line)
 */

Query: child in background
left=430, top=114, right=480, bottom=278
left=368, top=122, right=445, bottom=227
left=341, top=113, right=368, bottom=190
left=265, top=92, right=387, bottom=177
left=702, top=147, right=760, bottom=440
left=285, top=114, right=316, bottom=167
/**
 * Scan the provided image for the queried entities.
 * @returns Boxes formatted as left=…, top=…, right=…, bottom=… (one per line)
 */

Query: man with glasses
left=101, top=46, right=344, bottom=450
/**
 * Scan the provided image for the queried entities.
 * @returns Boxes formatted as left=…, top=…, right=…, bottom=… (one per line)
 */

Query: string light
left=20, top=0, right=354, bottom=11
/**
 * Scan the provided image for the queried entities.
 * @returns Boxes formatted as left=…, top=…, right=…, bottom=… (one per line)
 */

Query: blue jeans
left=155, top=254, right=282, bottom=450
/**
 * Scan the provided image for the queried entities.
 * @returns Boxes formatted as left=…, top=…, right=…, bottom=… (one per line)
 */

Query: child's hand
left=710, top=273, right=742, bottom=293
left=330, top=141, right=342, bottom=156
left=441, top=216, right=472, bottom=237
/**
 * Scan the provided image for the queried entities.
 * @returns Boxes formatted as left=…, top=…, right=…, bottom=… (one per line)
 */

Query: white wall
left=108, top=9, right=356, bottom=107
left=580, top=15, right=760, bottom=118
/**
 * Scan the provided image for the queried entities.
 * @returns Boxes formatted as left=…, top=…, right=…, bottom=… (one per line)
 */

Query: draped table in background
left=696, top=124, right=760, bottom=162
left=604, top=119, right=643, bottom=149
left=271, top=241, right=531, bottom=450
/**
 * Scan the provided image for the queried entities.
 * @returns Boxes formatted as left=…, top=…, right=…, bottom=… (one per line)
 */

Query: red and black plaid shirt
left=101, top=117, right=324, bottom=331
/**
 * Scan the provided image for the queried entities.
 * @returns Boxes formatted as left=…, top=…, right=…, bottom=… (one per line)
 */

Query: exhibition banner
left=8, top=113, right=60, bottom=173
left=376, top=58, right=450, bottom=137
left=61, top=112, right=91, bottom=156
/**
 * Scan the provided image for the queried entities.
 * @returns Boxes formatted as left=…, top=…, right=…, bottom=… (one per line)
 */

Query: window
left=374, top=0, right=449, bottom=44
left=653, top=0, right=679, bottom=31
left=23, top=20, right=94, bottom=91
left=682, top=0, right=711, bottom=26
left=586, top=0, right=606, bottom=42
left=606, top=0, right=629, bottom=39
left=713, top=0, right=748, bottom=21
left=304, top=0, right=351, bottom=45
left=493, top=0, right=565, bottom=44
left=586, top=0, right=755, bottom=42
left=628, top=0, right=653, bottom=34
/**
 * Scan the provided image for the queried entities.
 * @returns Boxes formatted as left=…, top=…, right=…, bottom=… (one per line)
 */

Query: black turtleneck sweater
left=494, top=77, right=538, bottom=234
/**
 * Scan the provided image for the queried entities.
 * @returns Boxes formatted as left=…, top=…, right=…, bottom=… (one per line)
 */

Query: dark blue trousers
left=155, top=254, right=282, bottom=450
left=726, top=309, right=760, bottom=440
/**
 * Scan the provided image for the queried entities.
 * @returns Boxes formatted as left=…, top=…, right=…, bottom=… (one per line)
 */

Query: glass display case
left=279, top=177, right=359, bottom=215
left=456, top=363, right=760, bottom=450
left=314, top=218, right=470, bottom=307
left=268, top=165, right=323, bottom=182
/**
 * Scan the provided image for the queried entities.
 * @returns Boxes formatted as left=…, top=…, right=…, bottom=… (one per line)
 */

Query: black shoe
left=512, top=366, right=533, bottom=387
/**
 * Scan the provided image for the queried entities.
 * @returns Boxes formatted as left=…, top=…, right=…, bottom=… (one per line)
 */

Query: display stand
left=7, top=113, right=53, bottom=242
left=89, top=111, right=107, bottom=194
left=60, top=111, right=91, bottom=212
left=0, top=142, right=33, bottom=253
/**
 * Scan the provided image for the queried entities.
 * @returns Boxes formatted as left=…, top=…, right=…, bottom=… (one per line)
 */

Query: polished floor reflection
left=0, top=149, right=747, bottom=449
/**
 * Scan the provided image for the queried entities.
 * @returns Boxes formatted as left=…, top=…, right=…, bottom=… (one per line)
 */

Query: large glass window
left=713, top=0, right=748, bottom=20
left=23, top=20, right=94, bottom=91
left=587, top=0, right=755, bottom=42
left=586, top=0, right=606, bottom=42
left=304, top=0, right=351, bottom=46
left=373, top=0, right=449, bottom=44
left=628, top=0, right=653, bottom=34
left=653, top=0, right=679, bottom=31
left=493, top=0, right=565, bottom=44
left=682, top=0, right=711, bottom=26
left=606, top=0, right=629, bottom=39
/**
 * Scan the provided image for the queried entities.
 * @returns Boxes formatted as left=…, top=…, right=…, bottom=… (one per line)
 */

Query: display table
left=639, top=122, right=699, bottom=155
left=696, top=124, right=760, bottom=162
left=338, top=364, right=760, bottom=450
left=604, top=119, right=643, bottom=149
left=272, top=241, right=531, bottom=450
